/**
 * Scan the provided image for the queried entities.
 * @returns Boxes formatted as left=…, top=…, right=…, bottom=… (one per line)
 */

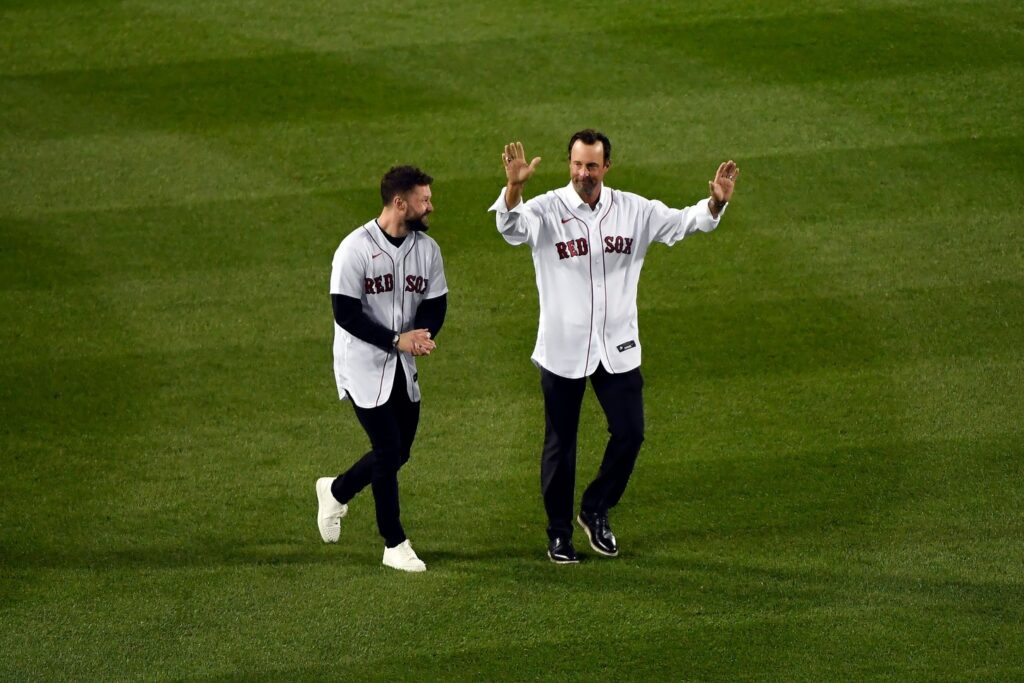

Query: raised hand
left=502, top=141, right=542, bottom=187
left=708, top=160, right=740, bottom=205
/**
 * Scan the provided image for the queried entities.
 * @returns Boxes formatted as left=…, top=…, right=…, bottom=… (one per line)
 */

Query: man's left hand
left=709, top=160, right=740, bottom=206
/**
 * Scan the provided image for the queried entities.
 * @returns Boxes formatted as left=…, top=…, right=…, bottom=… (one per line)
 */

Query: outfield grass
left=2, top=1, right=1022, bottom=680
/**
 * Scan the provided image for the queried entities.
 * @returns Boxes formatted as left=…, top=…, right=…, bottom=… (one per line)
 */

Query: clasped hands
left=397, top=328, right=435, bottom=356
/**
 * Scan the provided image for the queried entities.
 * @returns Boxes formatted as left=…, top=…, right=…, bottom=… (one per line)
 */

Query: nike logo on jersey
left=372, top=252, right=383, bottom=259
left=560, top=216, right=574, bottom=224
left=555, top=238, right=589, bottom=260
left=617, top=340, right=637, bottom=352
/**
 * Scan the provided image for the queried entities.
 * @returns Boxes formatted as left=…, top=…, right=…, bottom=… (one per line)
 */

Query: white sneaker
left=382, top=539, right=426, bottom=572
left=315, top=477, right=347, bottom=543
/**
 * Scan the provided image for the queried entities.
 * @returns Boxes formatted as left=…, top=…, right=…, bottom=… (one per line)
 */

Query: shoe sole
left=382, top=561, right=427, bottom=573
left=576, top=515, right=619, bottom=557
left=316, top=477, right=346, bottom=543
left=547, top=550, right=579, bottom=565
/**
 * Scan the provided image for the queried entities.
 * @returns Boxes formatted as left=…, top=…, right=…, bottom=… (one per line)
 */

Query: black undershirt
left=332, top=293, right=447, bottom=351
left=332, top=225, right=446, bottom=351
left=378, top=223, right=406, bottom=248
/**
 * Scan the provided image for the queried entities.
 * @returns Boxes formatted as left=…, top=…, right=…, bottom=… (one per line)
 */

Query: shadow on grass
left=0, top=542, right=344, bottom=572
left=169, top=558, right=1024, bottom=682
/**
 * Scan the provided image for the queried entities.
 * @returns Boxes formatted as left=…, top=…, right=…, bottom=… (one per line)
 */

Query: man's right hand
left=397, top=328, right=435, bottom=356
left=502, top=141, right=541, bottom=209
left=503, top=141, right=541, bottom=186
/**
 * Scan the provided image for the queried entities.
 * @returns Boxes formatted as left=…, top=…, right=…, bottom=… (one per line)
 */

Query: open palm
left=709, top=160, right=740, bottom=203
left=503, top=141, right=541, bottom=185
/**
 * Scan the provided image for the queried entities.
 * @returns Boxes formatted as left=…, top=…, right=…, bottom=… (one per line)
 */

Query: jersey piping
left=554, top=194, right=596, bottom=372
left=555, top=190, right=616, bottom=375
left=596, top=190, right=616, bottom=372
left=362, top=223, right=398, bottom=406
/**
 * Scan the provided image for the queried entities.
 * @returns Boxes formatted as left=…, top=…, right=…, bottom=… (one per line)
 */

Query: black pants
left=539, top=363, right=645, bottom=541
left=331, top=362, right=420, bottom=548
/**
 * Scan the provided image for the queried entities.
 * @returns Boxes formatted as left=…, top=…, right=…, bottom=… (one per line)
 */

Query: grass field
left=2, top=0, right=1023, bottom=680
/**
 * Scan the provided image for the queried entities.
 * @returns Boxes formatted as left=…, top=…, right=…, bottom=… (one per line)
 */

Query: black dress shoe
left=577, top=510, right=618, bottom=557
left=547, top=536, right=579, bottom=564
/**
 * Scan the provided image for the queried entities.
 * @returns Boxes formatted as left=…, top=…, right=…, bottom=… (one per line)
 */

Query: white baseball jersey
left=489, top=182, right=724, bottom=379
left=330, top=220, right=447, bottom=408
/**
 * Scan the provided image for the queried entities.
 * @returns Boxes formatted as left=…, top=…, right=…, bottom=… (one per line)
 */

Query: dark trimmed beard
left=406, top=214, right=430, bottom=232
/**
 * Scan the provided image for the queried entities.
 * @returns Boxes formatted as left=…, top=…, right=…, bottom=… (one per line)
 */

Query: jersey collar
left=369, top=219, right=417, bottom=257
left=557, top=181, right=609, bottom=214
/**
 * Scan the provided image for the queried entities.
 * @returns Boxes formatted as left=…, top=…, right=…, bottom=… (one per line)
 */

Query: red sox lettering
left=404, top=275, right=429, bottom=294
left=555, top=235, right=634, bottom=260
left=555, top=238, right=590, bottom=260
left=364, top=274, right=394, bottom=294
left=603, top=236, right=633, bottom=254
left=364, top=273, right=429, bottom=294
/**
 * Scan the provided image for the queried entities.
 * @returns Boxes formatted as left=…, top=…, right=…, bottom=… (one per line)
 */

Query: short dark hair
left=380, top=165, right=433, bottom=206
left=567, top=129, right=611, bottom=164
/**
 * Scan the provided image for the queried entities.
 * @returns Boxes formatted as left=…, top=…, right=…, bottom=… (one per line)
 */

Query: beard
left=406, top=213, right=430, bottom=232
left=572, top=177, right=598, bottom=198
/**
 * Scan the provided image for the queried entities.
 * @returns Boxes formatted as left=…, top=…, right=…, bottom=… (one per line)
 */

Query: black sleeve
left=331, top=294, right=394, bottom=351
left=415, top=293, right=447, bottom=340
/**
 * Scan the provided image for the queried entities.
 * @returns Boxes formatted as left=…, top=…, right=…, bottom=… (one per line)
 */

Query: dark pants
left=539, top=363, right=645, bottom=541
left=331, top=363, right=420, bottom=548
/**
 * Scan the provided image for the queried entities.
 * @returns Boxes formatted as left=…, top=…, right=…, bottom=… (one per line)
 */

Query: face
left=569, top=141, right=609, bottom=199
left=398, top=184, right=433, bottom=231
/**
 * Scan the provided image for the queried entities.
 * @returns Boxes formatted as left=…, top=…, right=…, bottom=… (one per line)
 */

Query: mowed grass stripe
left=4, top=6, right=1019, bottom=143
left=141, top=0, right=911, bottom=59
left=4, top=70, right=1019, bottom=222
left=0, top=1, right=285, bottom=76
left=3, top=128, right=1018, bottom=274
left=6, top=343, right=1016, bottom=479
left=0, top=130, right=307, bottom=218
left=6, top=61, right=1019, bottom=148
left=7, top=2, right=1011, bottom=75
left=3, top=256, right=1018, bottom=377
left=5, top=351, right=1017, bottom=570
left=3, top=530, right=1017, bottom=681
left=7, top=425, right=1018, bottom=569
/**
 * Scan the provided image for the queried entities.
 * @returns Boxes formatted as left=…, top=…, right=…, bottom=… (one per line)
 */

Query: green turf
left=2, top=0, right=1022, bottom=679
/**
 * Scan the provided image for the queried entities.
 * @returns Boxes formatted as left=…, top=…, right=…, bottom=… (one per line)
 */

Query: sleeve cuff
left=488, top=187, right=524, bottom=214
left=708, top=198, right=727, bottom=221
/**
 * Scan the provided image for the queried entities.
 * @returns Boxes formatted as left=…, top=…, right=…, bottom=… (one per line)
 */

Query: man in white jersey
left=316, top=165, right=448, bottom=572
left=489, top=130, right=739, bottom=564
